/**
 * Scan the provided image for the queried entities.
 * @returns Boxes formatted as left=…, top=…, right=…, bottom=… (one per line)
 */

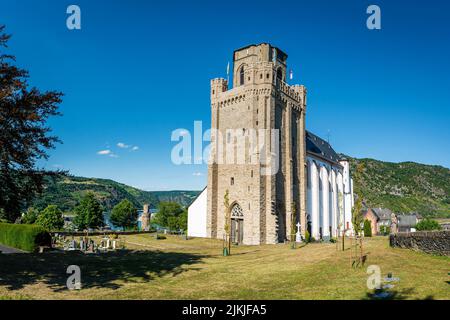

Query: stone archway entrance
left=230, top=203, right=244, bottom=244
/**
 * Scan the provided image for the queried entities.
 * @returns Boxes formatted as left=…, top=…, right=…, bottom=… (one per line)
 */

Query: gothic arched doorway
left=231, top=203, right=244, bottom=244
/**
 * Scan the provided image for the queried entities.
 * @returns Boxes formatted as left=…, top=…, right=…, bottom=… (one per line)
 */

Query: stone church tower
left=206, top=43, right=307, bottom=245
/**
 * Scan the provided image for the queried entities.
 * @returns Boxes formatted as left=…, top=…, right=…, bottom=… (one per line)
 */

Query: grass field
left=0, top=235, right=449, bottom=300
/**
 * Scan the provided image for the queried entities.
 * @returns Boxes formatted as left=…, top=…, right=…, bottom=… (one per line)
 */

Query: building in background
left=397, top=213, right=422, bottom=233
left=363, top=208, right=393, bottom=235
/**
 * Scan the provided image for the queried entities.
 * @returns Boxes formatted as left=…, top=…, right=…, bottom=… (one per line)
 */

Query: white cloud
left=117, top=142, right=130, bottom=149
left=131, top=146, right=139, bottom=151
left=97, top=149, right=112, bottom=155
left=192, top=172, right=203, bottom=176
left=109, top=153, right=119, bottom=158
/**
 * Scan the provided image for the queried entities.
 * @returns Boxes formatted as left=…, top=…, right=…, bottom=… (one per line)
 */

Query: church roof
left=306, top=131, right=342, bottom=165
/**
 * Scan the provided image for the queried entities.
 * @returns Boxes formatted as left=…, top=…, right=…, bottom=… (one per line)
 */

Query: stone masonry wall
left=389, top=231, right=450, bottom=256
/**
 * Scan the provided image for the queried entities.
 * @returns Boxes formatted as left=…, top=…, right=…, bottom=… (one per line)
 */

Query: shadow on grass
left=0, top=249, right=207, bottom=291
left=365, top=287, right=434, bottom=300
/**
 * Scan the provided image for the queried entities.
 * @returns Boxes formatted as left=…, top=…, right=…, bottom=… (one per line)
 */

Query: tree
left=290, top=202, right=297, bottom=242
left=363, top=219, right=372, bottom=237
left=35, top=205, right=64, bottom=230
left=73, top=192, right=104, bottom=230
left=223, top=189, right=231, bottom=254
left=21, top=207, right=39, bottom=224
left=110, top=199, right=138, bottom=230
left=153, top=202, right=184, bottom=231
left=178, top=209, right=188, bottom=232
left=352, top=163, right=365, bottom=235
left=0, top=25, right=63, bottom=222
left=415, top=218, right=441, bottom=231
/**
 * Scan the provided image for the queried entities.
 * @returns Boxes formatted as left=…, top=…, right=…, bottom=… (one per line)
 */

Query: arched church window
left=231, top=203, right=244, bottom=218
left=239, top=66, right=245, bottom=86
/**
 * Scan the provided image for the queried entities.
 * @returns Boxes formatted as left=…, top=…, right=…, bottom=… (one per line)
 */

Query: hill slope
left=32, top=175, right=199, bottom=212
left=347, top=156, right=450, bottom=218
left=32, top=157, right=450, bottom=218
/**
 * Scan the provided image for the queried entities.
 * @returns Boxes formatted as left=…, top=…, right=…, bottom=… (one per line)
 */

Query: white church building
left=188, top=131, right=354, bottom=242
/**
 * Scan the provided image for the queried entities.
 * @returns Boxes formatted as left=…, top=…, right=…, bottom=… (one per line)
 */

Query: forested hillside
left=347, top=156, right=450, bottom=218
left=32, top=174, right=200, bottom=212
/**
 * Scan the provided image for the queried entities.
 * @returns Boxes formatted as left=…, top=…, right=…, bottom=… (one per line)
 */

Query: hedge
left=0, top=223, right=52, bottom=252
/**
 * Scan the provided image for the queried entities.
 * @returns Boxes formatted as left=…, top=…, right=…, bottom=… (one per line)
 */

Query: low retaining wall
left=389, top=231, right=450, bottom=256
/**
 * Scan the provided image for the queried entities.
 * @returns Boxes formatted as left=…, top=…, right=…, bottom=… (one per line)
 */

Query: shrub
left=363, top=219, right=372, bottom=237
left=156, top=234, right=166, bottom=240
left=21, top=207, right=39, bottom=224
left=36, top=205, right=64, bottom=231
left=0, top=223, right=51, bottom=252
left=415, top=218, right=442, bottom=231
left=379, top=225, right=391, bottom=235
left=305, top=230, right=311, bottom=243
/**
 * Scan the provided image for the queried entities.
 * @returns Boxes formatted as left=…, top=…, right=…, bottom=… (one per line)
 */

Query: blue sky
left=1, top=0, right=449, bottom=191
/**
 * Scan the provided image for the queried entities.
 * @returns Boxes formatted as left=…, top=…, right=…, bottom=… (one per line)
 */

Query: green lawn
left=0, top=235, right=448, bottom=300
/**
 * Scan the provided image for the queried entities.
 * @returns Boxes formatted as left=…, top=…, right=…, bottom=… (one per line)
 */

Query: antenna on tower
left=226, top=62, right=230, bottom=84
left=327, top=129, right=331, bottom=144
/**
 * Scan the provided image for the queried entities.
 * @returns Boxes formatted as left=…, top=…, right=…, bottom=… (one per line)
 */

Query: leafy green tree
left=21, top=207, right=39, bottom=224
left=0, top=26, right=63, bottom=222
left=153, top=202, right=184, bottom=231
left=73, top=192, right=104, bottom=230
left=415, top=218, right=441, bottom=231
left=363, top=219, right=372, bottom=237
left=178, top=209, right=187, bottom=231
left=167, top=216, right=179, bottom=231
left=110, top=199, right=138, bottom=230
left=35, top=205, right=64, bottom=230
left=352, top=163, right=365, bottom=235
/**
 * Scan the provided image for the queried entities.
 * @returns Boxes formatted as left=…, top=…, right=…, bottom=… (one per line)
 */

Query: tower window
left=251, top=170, right=253, bottom=178
left=266, top=73, right=269, bottom=79
left=260, top=74, right=263, bottom=79
left=239, top=66, right=245, bottom=86
left=276, top=68, right=283, bottom=84
left=231, top=177, right=234, bottom=185
left=212, top=89, right=215, bottom=94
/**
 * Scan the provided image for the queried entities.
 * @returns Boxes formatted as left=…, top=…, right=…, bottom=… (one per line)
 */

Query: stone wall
left=389, top=231, right=450, bottom=256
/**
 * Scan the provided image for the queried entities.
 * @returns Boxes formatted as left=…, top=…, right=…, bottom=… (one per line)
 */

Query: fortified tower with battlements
left=206, top=43, right=307, bottom=245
